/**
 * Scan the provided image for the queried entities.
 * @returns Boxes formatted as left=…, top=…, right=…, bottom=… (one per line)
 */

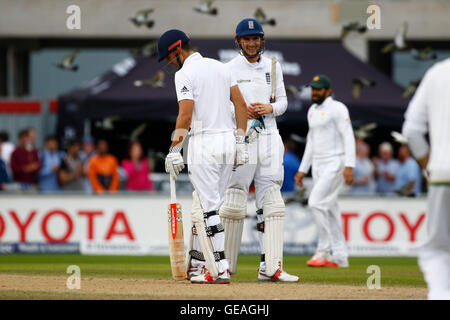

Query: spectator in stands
left=79, top=135, right=96, bottom=194
left=88, top=139, right=119, bottom=194
left=59, top=140, right=84, bottom=191
left=121, top=141, right=154, bottom=192
left=0, top=131, right=15, bottom=174
left=394, top=144, right=422, bottom=196
left=281, top=139, right=301, bottom=193
left=352, top=140, right=375, bottom=195
left=373, top=142, right=399, bottom=194
left=10, top=129, right=41, bottom=190
left=26, top=127, right=37, bottom=151
left=0, top=148, right=10, bottom=190
left=38, top=136, right=62, bottom=192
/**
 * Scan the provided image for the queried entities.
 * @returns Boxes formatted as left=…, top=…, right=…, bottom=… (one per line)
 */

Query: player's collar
left=183, top=52, right=202, bottom=66
left=241, top=54, right=264, bottom=69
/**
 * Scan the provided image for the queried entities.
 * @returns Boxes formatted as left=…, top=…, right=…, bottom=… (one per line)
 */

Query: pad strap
left=189, top=249, right=225, bottom=262
left=203, top=210, right=218, bottom=219
left=256, top=209, right=264, bottom=232
left=192, top=224, right=225, bottom=236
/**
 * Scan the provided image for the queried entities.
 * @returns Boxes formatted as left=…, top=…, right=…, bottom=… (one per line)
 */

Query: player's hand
left=165, top=152, right=185, bottom=179
left=294, top=171, right=305, bottom=187
left=251, top=102, right=273, bottom=115
left=235, top=135, right=249, bottom=167
left=344, top=167, right=354, bottom=185
left=247, top=105, right=259, bottom=119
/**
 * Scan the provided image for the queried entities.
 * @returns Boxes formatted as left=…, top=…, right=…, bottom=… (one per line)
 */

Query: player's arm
left=335, top=104, right=356, bottom=184
left=230, top=85, right=247, bottom=136
left=295, top=132, right=312, bottom=187
left=230, top=84, right=249, bottom=166
left=165, top=72, right=193, bottom=178
left=402, top=69, right=431, bottom=169
left=172, top=99, right=194, bottom=148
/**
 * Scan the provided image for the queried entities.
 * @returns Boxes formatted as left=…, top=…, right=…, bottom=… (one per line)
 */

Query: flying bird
left=129, top=8, right=155, bottom=28
left=54, top=49, right=80, bottom=71
left=391, top=131, right=408, bottom=144
left=402, top=79, right=421, bottom=98
left=95, top=116, right=120, bottom=130
left=130, top=123, right=147, bottom=142
left=286, top=85, right=311, bottom=100
left=254, top=8, right=276, bottom=26
left=340, top=22, right=367, bottom=40
left=354, top=122, right=377, bottom=140
left=410, top=47, right=437, bottom=61
left=381, top=22, right=408, bottom=54
left=193, top=0, right=218, bottom=15
left=130, top=41, right=158, bottom=58
left=352, top=77, right=376, bottom=100
left=134, top=71, right=165, bottom=88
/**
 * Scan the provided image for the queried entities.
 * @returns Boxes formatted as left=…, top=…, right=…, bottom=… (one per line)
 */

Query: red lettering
left=399, top=212, right=426, bottom=242
left=9, top=210, right=36, bottom=242
left=341, top=213, right=359, bottom=241
left=363, top=212, right=395, bottom=242
left=105, top=211, right=135, bottom=241
left=41, top=210, right=73, bottom=242
left=78, top=211, right=103, bottom=240
left=0, top=214, right=5, bottom=239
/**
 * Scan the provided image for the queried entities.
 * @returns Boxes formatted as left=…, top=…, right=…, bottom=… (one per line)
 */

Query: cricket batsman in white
left=402, top=58, right=450, bottom=300
left=295, top=75, right=355, bottom=268
left=218, top=18, right=299, bottom=282
left=159, top=29, right=249, bottom=284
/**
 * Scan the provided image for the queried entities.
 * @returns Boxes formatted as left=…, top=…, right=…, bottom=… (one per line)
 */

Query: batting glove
left=245, top=116, right=265, bottom=144
left=165, top=146, right=185, bottom=179
left=235, top=135, right=249, bottom=167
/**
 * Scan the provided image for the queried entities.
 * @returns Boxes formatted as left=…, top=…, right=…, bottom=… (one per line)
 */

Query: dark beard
left=312, top=95, right=326, bottom=105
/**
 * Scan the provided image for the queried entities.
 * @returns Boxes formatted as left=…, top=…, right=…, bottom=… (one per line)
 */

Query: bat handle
left=270, top=96, right=276, bottom=103
left=170, top=174, right=176, bottom=204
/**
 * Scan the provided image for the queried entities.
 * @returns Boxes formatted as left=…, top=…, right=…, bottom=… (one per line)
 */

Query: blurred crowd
left=0, top=128, right=423, bottom=197
left=0, top=128, right=154, bottom=194
left=282, top=137, right=424, bottom=197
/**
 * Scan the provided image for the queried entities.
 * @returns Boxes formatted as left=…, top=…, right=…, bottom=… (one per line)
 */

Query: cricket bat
left=270, top=56, right=277, bottom=103
left=168, top=175, right=187, bottom=280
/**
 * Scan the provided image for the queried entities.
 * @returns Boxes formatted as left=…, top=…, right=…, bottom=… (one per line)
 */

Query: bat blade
left=168, top=176, right=187, bottom=280
left=167, top=202, right=186, bottom=280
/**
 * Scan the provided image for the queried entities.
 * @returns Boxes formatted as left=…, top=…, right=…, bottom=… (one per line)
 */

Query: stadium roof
left=58, top=40, right=409, bottom=139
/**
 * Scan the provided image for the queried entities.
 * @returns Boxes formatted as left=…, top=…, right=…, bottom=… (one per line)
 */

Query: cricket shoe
left=307, top=253, right=332, bottom=267
left=324, top=257, right=349, bottom=268
left=190, top=270, right=231, bottom=284
left=258, top=268, right=299, bottom=282
left=187, top=265, right=205, bottom=280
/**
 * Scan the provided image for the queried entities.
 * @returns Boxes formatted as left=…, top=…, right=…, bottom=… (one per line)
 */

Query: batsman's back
left=175, top=53, right=235, bottom=135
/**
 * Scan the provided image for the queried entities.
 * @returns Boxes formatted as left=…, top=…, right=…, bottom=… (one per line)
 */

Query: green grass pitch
left=0, top=254, right=426, bottom=287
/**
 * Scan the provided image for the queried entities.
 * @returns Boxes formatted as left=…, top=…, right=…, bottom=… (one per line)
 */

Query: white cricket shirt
left=299, top=96, right=356, bottom=173
left=175, top=52, right=236, bottom=135
left=402, top=58, right=450, bottom=182
left=227, top=54, right=287, bottom=132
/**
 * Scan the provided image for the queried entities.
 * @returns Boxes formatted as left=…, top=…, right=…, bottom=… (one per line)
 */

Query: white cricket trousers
left=227, top=131, right=284, bottom=257
left=188, top=131, right=235, bottom=273
left=308, top=155, right=348, bottom=259
left=418, top=185, right=450, bottom=300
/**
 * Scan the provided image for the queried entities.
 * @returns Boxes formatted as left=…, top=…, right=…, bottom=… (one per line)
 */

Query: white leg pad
left=219, top=188, right=247, bottom=274
left=190, top=191, right=219, bottom=278
left=263, top=185, right=285, bottom=276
